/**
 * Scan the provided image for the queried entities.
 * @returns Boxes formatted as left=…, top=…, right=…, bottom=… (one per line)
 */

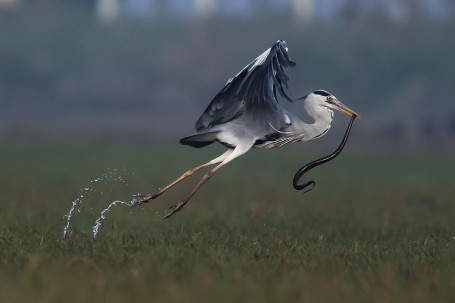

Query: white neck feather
left=298, top=99, right=334, bottom=141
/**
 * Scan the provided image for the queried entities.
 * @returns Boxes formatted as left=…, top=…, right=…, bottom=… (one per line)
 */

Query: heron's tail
left=179, top=130, right=220, bottom=148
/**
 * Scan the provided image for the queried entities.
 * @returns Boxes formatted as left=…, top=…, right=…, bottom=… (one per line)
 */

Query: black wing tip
left=272, top=40, right=296, bottom=101
left=274, top=40, right=287, bottom=48
left=271, top=40, right=296, bottom=66
left=271, top=40, right=288, bottom=54
left=180, top=131, right=220, bottom=148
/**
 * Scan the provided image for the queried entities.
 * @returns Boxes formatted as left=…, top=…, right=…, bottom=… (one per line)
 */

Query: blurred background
left=1, top=0, right=454, bottom=148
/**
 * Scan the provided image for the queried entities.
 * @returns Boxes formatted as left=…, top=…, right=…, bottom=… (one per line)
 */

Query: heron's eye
left=326, top=97, right=333, bottom=103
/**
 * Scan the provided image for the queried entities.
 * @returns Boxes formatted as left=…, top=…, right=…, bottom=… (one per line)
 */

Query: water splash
left=63, top=168, right=130, bottom=239
left=92, top=196, right=141, bottom=238
left=63, top=186, right=93, bottom=239
left=92, top=200, right=129, bottom=238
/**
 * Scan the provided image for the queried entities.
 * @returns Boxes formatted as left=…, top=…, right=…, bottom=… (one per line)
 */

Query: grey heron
left=138, top=40, right=360, bottom=219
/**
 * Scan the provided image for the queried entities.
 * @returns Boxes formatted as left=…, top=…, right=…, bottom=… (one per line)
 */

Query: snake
left=293, top=114, right=358, bottom=193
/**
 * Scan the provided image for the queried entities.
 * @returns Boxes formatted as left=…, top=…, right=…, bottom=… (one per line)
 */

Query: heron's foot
left=164, top=200, right=187, bottom=219
left=131, top=193, right=160, bottom=206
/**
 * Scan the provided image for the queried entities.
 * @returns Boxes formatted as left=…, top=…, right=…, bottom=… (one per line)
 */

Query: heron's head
left=304, top=90, right=361, bottom=119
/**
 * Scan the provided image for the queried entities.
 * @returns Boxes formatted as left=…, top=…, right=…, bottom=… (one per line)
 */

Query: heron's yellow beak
left=330, top=99, right=361, bottom=119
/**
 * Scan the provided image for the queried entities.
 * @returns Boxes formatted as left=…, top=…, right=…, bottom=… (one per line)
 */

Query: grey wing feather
left=195, top=40, right=296, bottom=131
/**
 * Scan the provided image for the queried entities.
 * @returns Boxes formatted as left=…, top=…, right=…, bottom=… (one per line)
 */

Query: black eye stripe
left=313, top=90, right=331, bottom=97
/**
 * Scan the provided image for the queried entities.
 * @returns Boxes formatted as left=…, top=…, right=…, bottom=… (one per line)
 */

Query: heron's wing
left=196, top=40, right=296, bottom=131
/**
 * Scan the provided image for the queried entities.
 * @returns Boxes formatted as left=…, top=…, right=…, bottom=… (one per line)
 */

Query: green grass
left=1, top=140, right=454, bottom=302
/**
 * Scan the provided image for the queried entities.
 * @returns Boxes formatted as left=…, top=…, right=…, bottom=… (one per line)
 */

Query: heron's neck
left=298, top=107, right=333, bottom=141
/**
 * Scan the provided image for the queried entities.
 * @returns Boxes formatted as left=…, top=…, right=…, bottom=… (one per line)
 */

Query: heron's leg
left=164, top=143, right=253, bottom=219
left=138, top=149, right=233, bottom=203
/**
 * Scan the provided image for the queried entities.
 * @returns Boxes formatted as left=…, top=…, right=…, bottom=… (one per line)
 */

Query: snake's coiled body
left=293, top=115, right=357, bottom=192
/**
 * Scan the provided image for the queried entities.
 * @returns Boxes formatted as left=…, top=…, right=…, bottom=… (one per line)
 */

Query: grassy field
left=1, top=139, right=454, bottom=302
